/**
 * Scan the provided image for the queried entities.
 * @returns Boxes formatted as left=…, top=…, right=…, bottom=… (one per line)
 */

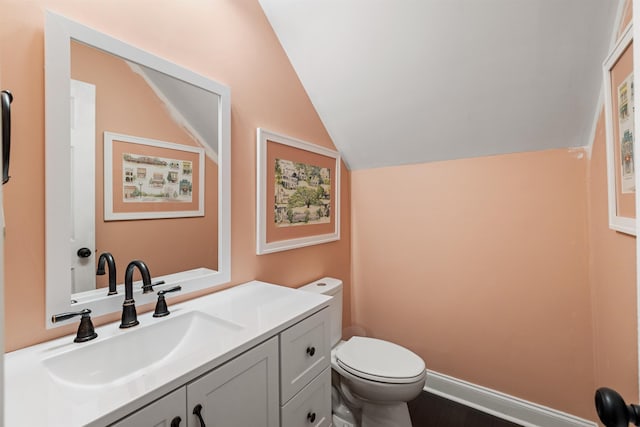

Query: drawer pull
left=307, top=411, right=317, bottom=423
left=193, top=404, right=206, bottom=427
left=170, top=416, right=182, bottom=427
left=306, top=346, right=316, bottom=357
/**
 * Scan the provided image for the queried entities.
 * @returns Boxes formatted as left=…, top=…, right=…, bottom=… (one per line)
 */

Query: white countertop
left=5, top=281, right=330, bottom=426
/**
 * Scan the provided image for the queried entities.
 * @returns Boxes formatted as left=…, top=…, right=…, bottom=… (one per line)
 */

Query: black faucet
left=51, top=309, right=98, bottom=342
left=120, top=260, right=152, bottom=328
left=96, top=252, right=117, bottom=295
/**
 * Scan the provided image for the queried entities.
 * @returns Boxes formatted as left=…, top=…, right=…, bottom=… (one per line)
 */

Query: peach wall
left=588, top=107, right=638, bottom=417
left=586, top=0, right=639, bottom=416
left=351, top=149, right=595, bottom=418
left=0, top=0, right=351, bottom=351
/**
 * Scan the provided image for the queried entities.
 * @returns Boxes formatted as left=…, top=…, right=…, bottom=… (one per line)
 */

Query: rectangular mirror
left=45, top=11, right=231, bottom=327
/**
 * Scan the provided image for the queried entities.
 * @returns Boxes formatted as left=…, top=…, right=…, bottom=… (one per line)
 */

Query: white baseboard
left=424, top=370, right=597, bottom=427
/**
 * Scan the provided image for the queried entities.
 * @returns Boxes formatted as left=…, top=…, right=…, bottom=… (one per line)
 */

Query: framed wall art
left=104, top=132, right=205, bottom=220
left=603, top=23, right=635, bottom=235
left=256, top=128, right=340, bottom=254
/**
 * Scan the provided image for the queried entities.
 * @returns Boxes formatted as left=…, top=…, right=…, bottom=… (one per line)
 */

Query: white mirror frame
left=44, top=11, right=231, bottom=328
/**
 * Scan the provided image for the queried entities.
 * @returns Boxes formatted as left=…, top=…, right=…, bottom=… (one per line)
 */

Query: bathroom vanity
left=5, top=281, right=332, bottom=426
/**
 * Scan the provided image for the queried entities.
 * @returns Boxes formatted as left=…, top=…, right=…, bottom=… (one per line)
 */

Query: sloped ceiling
left=130, top=62, right=220, bottom=160
left=259, top=0, right=622, bottom=170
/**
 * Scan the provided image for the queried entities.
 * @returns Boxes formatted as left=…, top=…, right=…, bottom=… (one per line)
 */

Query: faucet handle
left=153, top=286, right=182, bottom=317
left=143, top=279, right=165, bottom=294
left=51, top=309, right=98, bottom=343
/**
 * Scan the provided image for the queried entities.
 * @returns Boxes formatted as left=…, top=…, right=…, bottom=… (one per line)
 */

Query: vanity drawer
left=281, top=367, right=331, bottom=427
left=280, top=308, right=330, bottom=403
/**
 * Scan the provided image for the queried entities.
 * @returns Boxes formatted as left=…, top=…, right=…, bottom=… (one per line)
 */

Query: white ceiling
left=258, top=0, right=623, bottom=170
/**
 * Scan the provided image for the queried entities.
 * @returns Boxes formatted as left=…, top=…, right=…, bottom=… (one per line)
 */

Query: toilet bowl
left=299, top=278, right=426, bottom=427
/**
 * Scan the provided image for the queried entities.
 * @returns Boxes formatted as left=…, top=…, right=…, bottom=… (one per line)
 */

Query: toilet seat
left=335, top=337, right=425, bottom=384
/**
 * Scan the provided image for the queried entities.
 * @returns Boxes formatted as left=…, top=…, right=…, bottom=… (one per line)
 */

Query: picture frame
left=104, top=132, right=205, bottom=220
left=603, top=23, right=636, bottom=235
left=256, top=128, right=341, bottom=254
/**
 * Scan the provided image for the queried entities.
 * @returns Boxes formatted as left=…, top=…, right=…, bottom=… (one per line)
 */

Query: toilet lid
left=335, top=337, right=425, bottom=384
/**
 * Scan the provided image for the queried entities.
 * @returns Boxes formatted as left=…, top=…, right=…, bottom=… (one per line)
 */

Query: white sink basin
left=43, top=311, right=243, bottom=388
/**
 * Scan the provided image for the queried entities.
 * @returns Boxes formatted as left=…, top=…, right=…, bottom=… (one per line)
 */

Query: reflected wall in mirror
left=69, top=41, right=218, bottom=293
left=45, top=11, right=231, bottom=327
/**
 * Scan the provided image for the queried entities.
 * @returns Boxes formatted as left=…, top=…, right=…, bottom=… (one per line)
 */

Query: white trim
left=256, top=128, right=341, bottom=254
left=602, top=22, right=635, bottom=235
left=425, top=370, right=597, bottom=427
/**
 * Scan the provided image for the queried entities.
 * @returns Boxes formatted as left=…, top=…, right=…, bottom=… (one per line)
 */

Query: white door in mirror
left=70, top=79, right=96, bottom=293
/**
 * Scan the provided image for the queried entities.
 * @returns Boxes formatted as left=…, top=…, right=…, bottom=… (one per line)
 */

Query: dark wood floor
left=408, top=392, right=523, bottom=427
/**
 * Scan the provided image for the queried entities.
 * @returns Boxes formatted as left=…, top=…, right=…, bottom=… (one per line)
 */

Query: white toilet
left=299, top=277, right=426, bottom=427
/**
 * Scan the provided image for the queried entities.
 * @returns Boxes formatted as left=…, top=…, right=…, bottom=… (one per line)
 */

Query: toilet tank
left=298, top=277, right=342, bottom=347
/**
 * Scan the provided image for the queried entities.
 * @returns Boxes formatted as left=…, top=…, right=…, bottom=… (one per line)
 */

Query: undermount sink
left=43, top=311, right=244, bottom=388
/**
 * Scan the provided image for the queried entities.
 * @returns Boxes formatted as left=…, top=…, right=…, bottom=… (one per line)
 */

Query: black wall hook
left=1, top=90, right=13, bottom=185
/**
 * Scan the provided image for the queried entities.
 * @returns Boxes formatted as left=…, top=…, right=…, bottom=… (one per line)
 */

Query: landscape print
left=274, top=158, right=331, bottom=227
left=122, top=153, right=193, bottom=203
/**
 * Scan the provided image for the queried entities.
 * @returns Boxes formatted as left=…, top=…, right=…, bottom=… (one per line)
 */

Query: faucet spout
left=120, top=260, right=151, bottom=328
left=96, top=252, right=117, bottom=295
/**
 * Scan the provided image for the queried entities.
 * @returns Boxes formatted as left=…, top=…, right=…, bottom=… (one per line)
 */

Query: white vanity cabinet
left=111, top=310, right=331, bottom=427
left=279, top=309, right=332, bottom=427
left=112, top=337, right=279, bottom=427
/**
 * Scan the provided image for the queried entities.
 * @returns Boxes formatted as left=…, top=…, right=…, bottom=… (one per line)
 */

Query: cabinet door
left=281, top=367, right=331, bottom=427
left=111, top=387, right=186, bottom=427
left=280, top=309, right=330, bottom=404
left=187, top=336, right=279, bottom=427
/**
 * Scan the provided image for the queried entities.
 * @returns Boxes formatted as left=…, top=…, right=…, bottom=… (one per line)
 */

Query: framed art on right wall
left=604, top=23, right=636, bottom=235
left=256, top=128, right=341, bottom=254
